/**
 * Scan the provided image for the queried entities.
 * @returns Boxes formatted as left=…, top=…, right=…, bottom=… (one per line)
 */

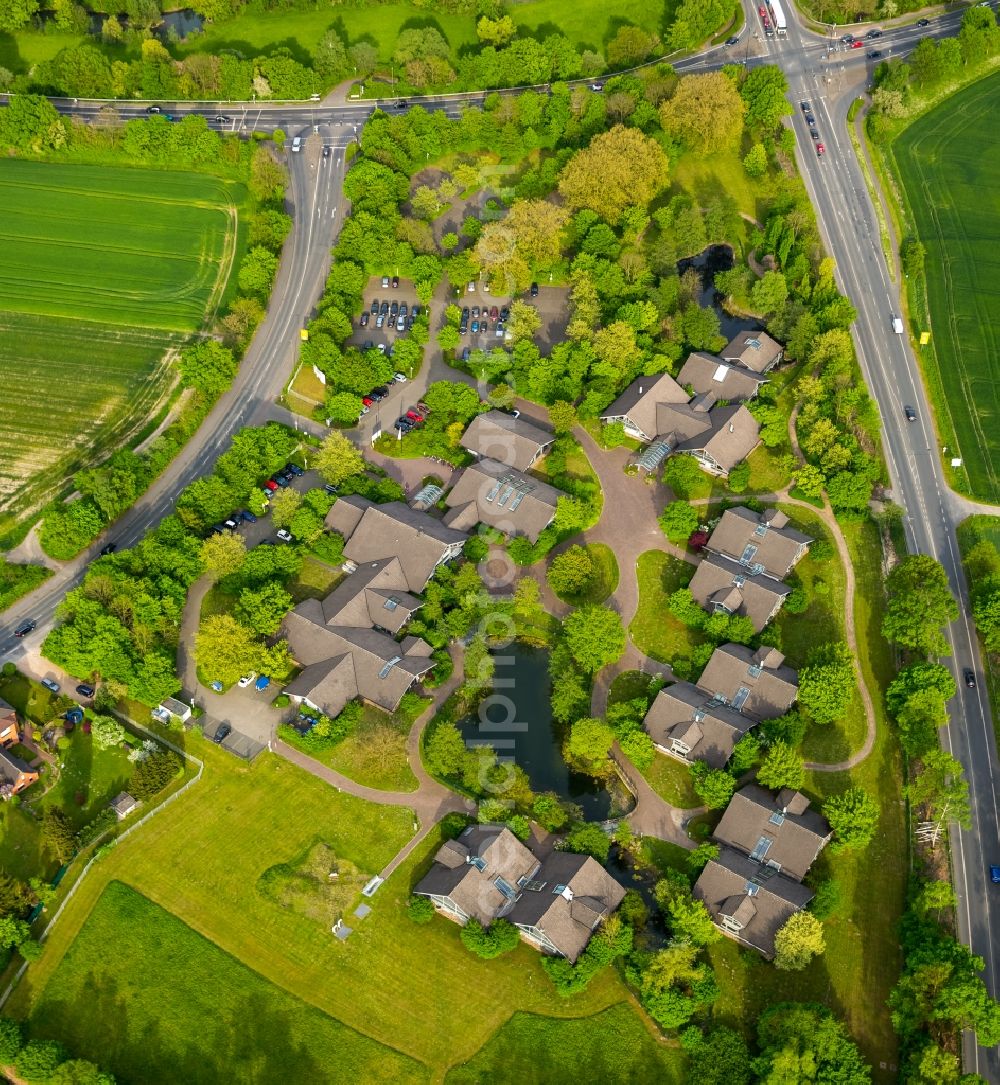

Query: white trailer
left=769, top=0, right=788, bottom=35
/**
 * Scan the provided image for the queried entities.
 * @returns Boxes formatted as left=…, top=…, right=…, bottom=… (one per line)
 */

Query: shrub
left=15, top=1039, right=65, bottom=1084
left=407, top=895, right=435, bottom=924
left=1, top=663, right=15, bottom=678
left=440, top=811, right=475, bottom=839
left=460, top=918, right=521, bottom=959
left=563, top=822, right=610, bottom=863
left=0, top=1016, right=23, bottom=1063
left=129, top=746, right=183, bottom=801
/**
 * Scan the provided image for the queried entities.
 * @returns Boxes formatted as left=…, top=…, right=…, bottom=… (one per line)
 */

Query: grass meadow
left=12, top=743, right=660, bottom=1078
left=0, top=159, right=242, bottom=522
left=892, top=72, right=1000, bottom=501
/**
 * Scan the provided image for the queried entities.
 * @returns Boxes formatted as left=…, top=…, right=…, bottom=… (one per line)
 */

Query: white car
left=237, top=672, right=257, bottom=689
left=276, top=529, right=293, bottom=542
left=392, top=372, right=407, bottom=383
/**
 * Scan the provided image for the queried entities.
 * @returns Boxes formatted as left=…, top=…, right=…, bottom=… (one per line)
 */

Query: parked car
left=41, top=678, right=60, bottom=694
left=393, top=372, right=407, bottom=383
left=400, top=303, right=408, bottom=317
left=360, top=312, right=369, bottom=327
left=274, top=474, right=290, bottom=487
left=264, top=479, right=279, bottom=491
left=276, top=529, right=293, bottom=542
left=406, top=410, right=422, bottom=422
left=324, top=483, right=338, bottom=495
left=395, top=417, right=413, bottom=431
left=377, top=343, right=387, bottom=354
left=375, top=314, right=385, bottom=328
left=240, top=509, right=257, bottom=523
left=415, top=401, right=430, bottom=414
left=530, top=282, right=539, bottom=297
left=964, top=669, right=977, bottom=689
left=213, top=723, right=232, bottom=744
left=396, top=316, right=405, bottom=332
left=489, top=306, right=499, bottom=320
left=500, top=306, right=510, bottom=321
left=392, top=275, right=400, bottom=288
left=369, top=388, right=386, bottom=402
left=76, top=683, right=95, bottom=698
left=224, top=517, right=239, bottom=530
left=390, top=301, right=399, bottom=318
left=99, top=542, right=117, bottom=555
left=382, top=275, right=390, bottom=288
left=462, top=306, right=470, bottom=320
left=238, top=672, right=257, bottom=688
left=285, top=463, right=304, bottom=477
left=495, top=324, right=505, bottom=337
left=370, top=299, right=379, bottom=314
left=467, top=280, right=476, bottom=293
left=380, top=301, right=389, bottom=315
left=461, top=347, right=471, bottom=361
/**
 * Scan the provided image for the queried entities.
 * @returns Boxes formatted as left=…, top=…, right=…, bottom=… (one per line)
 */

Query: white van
left=292, top=136, right=302, bottom=153
left=892, top=316, right=904, bottom=334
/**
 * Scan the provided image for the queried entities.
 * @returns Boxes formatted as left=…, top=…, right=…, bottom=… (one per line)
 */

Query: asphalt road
left=2, top=6, right=999, bottom=1071
left=758, top=3, right=1000, bottom=1077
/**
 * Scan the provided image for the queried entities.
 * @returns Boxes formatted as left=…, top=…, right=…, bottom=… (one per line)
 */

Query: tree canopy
left=882, top=555, right=958, bottom=657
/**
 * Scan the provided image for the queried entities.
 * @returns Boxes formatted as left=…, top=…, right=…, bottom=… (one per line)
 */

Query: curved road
left=2, top=5, right=999, bottom=1073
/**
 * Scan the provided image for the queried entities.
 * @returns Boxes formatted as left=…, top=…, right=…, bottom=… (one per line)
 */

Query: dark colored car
left=806, top=113, right=816, bottom=125
left=530, top=282, right=539, bottom=297
left=415, top=401, right=430, bottom=415
left=462, top=307, right=470, bottom=319
left=323, top=145, right=331, bottom=158
left=380, top=301, right=389, bottom=315
left=395, top=100, right=407, bottom=111
left=904, top=405, right=917, bottom=421
left=866, top=28, right=881, bottom=38
left=213, top=722, right=232, bottom=744
left=395, top=417, right=412, bottom=431
left=209, top=523, right=227, bottom=534
left=868, top=50, right=882, bottom=58
left=370, top=299, right=379, bottom=315
left=500, top=306, right=510, bottom=321
left=841, top=33, right=854, bottom=43
left=76, top=684, right=95, bottom=698
left=390, top=301, right=399, bottom=318
left=13, top=620, right=35, bottom=638
left=965, top=669, right=977, bottom=689
left=360, top=311, right=369, bottom=327
left=726, top=35, right=739, bottom=45
left=917, top=17, right=930, bottom=25
left=400, top=303, right=408, bottom=316
left=285, top=463, right=304, bottom=477
left=991, top=865, right=1000, bottom=885
left=461, top=347, right=471, bottom=361
left=801, top=100, right=811, bottom=111
left=810, top=129, right=820, bottom=140
left=99, top=542, right=117, bottom=555
left=471, top=320, right=479, bottom=334
left=214, top=114, right=231, bottom=123
left=392, top=275, right=400, bottom=288
left=369, top=388, right=386, bottom=402
left=490, top=306, right=499, bottom=320
left=240, top=509, right=257, bottom=523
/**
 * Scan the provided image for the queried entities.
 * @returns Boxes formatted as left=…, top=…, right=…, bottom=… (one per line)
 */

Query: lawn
left=36, top=729, right=134, bottom=832
left=445, top=1003, right=687, bottom=1084
left=28, top=880, right=428, bottom=1085
left=608, top=670, right=701, bottom=807
left=10, top=747, right=636, bottom=1073
left=891, top=70, right=1000, bottom=501
left=288, top=555, right=344, bottom=603
left=550, top=542, right=619, bottom=606
left=629, top=549, right=703, bottom=665
left=323, top=701, right=424, bottom=793
left=0, top=158, right=242, bottom=524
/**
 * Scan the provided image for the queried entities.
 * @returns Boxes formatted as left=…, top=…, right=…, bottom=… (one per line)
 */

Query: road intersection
left=2, top=5, right=998, bottom=1071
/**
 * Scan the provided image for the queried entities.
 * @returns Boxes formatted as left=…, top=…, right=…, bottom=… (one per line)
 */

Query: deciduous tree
left=822, top=786, right=879, bottom=851
left=882, top=555, right=959, bottom=657
left=563, top=606, right=625, bottom=673
left=315, top=432, right=366, bottom=486
left=774, top=912, right=826, bottom=971
left=756, top=740, right=805, bottom=792
left=659, top=72, right=745, bottom=153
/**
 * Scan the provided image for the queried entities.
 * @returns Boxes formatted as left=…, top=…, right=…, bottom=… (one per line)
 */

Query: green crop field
left=893, top=72, right=1000, bottom=502
left=0, top=159, right=242, bottom=521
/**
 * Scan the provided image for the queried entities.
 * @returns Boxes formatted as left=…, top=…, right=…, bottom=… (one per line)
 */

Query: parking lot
left=348, top=276, right=421, bottom=355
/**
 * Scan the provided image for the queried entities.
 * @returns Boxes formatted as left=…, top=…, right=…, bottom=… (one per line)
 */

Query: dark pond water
left=604, top=845, right=669, bottom=948
left=86, top=7, right=204, bottom=41
left=458, top=644, right=631, bottom=822
left=158, top=8, right=204, bottom=39
left=677, top=243, right=757, bottom=342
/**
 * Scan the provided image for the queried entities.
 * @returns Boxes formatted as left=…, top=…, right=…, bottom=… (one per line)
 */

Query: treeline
left=1, top=0, right=735, bottom=99
left=42, top=423, right=299, bottom=704
left=869, top=7, right=1000, bottom=135
left=0, top=96, right=292, bottom=561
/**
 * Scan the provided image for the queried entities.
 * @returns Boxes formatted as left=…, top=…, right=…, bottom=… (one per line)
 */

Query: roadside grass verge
left=28, top=880, right=427, bottom=1085
left=957, top=514, right=1000, bottom=745
left=323, top=700, right=424, bottom=793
